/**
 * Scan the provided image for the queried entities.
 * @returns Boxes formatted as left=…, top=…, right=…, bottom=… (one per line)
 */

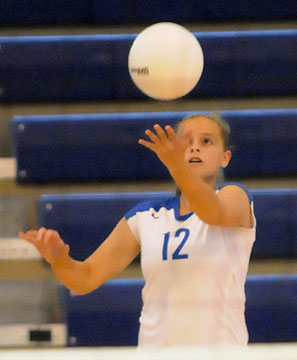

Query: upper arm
left=83, top=217, right=140, bottom=292
left=216, top=185, right=253, bottom=228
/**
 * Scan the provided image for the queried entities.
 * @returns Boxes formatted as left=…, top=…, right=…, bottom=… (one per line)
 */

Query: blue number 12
left=162, top=228, right=189, bottom=260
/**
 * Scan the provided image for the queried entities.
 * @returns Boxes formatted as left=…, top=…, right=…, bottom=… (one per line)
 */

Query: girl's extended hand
left=138, top=124, right=188, bottom=171
left=19, top=228, right=69, bottom=265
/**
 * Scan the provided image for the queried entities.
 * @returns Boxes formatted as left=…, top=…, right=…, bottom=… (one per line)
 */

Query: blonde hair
left=176, top=112, right=231, bottom=150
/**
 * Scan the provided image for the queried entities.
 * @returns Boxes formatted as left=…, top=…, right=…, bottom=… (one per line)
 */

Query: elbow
left=203, top=217, right=220, bottom=226
left=204, top=218, right=218, bottom=226
left=58, top=260, right=105, bottom=295
left=195, top=208, right=222, bottom=227
left=69, top=288, right=92, bottom=296
left=68, top=283, right=102, bottom=296
left=67, top=272, right=104, bottom=295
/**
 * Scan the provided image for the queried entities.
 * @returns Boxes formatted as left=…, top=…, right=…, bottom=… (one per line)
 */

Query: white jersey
left=125, top=183, right=256, bottom=348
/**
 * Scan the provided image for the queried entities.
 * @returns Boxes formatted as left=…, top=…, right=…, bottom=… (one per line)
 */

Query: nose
left=190, top=146, right=200, bottom=153
left=188, top=137, right=200, bottom=153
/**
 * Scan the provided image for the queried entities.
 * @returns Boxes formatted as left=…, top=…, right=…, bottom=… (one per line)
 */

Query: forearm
left=169, top=162, right=221, bottom=224
left=51, top=255, right=93, bottom=295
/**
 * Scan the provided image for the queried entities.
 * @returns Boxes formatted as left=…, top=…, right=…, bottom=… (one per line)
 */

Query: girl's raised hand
left=19, top=228, right=69, bottom=265
left=138, top=124, right=189, bottom=170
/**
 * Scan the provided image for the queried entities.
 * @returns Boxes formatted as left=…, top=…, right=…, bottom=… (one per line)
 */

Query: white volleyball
left=128, top=22, right=204, bottom=100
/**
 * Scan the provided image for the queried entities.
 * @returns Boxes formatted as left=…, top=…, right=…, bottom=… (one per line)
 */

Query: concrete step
left=0, top=324, right=66, bottom=347
left=0, top=158, right=15, bottom=179
left=0, top=279, right=60, bottom=324
left=0, top=238, right=41, bottom=260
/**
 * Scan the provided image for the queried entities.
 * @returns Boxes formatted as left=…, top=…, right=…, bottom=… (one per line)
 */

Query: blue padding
left=0, top=0, right=93, bottom=27
left=0, top=34, right=135, bottom=102
left=11, top=109, right=297, bottom=182
left=36, top=192, right=171, bottom=261
left=36, top=189, right=297, bottom=260
left=252, top=189, right=297, bottom=258
left=58, top=279, right=144, bottom=346
left=1, top=30, right=297, bottom=102
left=245, top=275, right=297, bottom=343
left=1, top=1, right=297, bottom=26
left=93, top=0, right=297, bottom=24
left=58, top=275, right=297, bottom=346
left=224, top=109, right=297, bottom=178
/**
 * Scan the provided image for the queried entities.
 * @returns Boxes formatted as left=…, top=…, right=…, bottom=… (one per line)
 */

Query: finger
left=51, top=230, right=64, bottom=246
left=37, top=227, right=47, bottom=241
left=18, top=231, right=27, bottom=240
left=138, top=139, right=155, bottom=151
left=144, top=129, right=159, bottom=143
left=164, top=125, right=176, bottom=141
left=63, top=243, right=70, bottom=254
left=26, top=230, right=38, bottom=237
left=153, top=124, right=167, bottom=140
left=182, top=129, right=192, bottom=141
left=19, top=231, right=38, bottom=245
left=44, top=230, right=57, bottom=245
left=19, top=230, right=38, bottom=238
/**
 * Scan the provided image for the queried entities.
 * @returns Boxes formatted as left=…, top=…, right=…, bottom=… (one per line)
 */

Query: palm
left=138, top=124, right=187, bottom=169
left=19, top=229, right=69, bottom=264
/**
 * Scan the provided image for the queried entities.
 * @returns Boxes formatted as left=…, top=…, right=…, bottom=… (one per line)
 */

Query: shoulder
left=125, top=197, right=177, bottom=220
left=216, top=182, right=254, bottom=228
left=217, top=182, right=253, bottom=204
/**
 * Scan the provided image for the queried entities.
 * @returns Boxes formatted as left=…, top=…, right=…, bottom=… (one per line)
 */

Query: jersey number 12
left=162, top=228, right=189, bottom=260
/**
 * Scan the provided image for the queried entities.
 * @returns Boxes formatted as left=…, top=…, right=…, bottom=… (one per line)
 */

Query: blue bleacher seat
left=36, top=192, right=170, bottom=261
left=252, top=189, right=297, bottom=257
left=0, top=0, right=92, bottom=27
left=36, top=189, right=297, bottom=260
left=1, top=30, right=297, bottom=102
left=58, top=279, right=144, bottom=346
left=58, top=274, right=297, bottom=346
left=245, top=275, right=297, bottom=343
left=1, top=0, right=297, bottom=26
left=93, top=0, right=297, bottom=25
left=11, top=109, right=297, bottom=183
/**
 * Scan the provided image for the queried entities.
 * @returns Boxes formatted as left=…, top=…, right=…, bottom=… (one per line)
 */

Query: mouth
left=189, top=157, right=202, bottom=164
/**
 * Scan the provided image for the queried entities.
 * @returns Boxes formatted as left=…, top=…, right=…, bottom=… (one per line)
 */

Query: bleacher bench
left=1, top=0, right=297, bottom=26
left=11, top=109, right=297, bottom=183
left=1, top=30, right=297, bottom=102
left=36, top=189, right=297, bottom=260
left=58, top=274, right=297, bottom=346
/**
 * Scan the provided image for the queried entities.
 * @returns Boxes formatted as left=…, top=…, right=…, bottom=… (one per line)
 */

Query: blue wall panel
left=1, top=0, right=297, bottom=26
left=58, top=275, right=297, bottom=346
left=36, top=189, right=297, bottom=261
left=11, top=109, right=297, bottom=182
left=1, top=31, right=297, bottom=102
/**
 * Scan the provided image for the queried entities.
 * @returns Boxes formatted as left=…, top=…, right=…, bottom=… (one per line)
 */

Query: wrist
left=50, top=252, right=71, bottom=269
left=169, top=160, right=190, bottom=181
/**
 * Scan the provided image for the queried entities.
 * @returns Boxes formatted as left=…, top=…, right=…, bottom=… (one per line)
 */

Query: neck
left=179, top=176, right=218, bottom=216
left=179, top=195, right=192, bottom=215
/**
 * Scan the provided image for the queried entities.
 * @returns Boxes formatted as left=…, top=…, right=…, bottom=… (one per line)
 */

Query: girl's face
left=178, top=116, right=231, bottom=183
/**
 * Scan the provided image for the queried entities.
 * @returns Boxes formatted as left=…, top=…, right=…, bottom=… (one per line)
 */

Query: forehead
left=178, top=116, right=221, bottom=136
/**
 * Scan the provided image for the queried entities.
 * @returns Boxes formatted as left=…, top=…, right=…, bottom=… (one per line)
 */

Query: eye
left=203, top=138, right=212, bottom=145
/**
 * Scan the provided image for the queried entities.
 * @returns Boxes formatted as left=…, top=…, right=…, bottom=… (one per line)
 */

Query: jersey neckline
left=172, top=197, right=194, bottom=221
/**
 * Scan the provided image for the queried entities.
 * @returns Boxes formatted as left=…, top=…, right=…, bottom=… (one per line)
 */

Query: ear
left=221, top=149, right=232, bottom=168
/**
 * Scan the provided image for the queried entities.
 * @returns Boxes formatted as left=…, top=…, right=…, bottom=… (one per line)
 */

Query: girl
left=19, top=113, right=256, bottom=347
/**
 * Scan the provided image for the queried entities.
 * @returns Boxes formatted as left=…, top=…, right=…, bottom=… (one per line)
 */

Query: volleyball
left=128, top=22, right=204, bottom=101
